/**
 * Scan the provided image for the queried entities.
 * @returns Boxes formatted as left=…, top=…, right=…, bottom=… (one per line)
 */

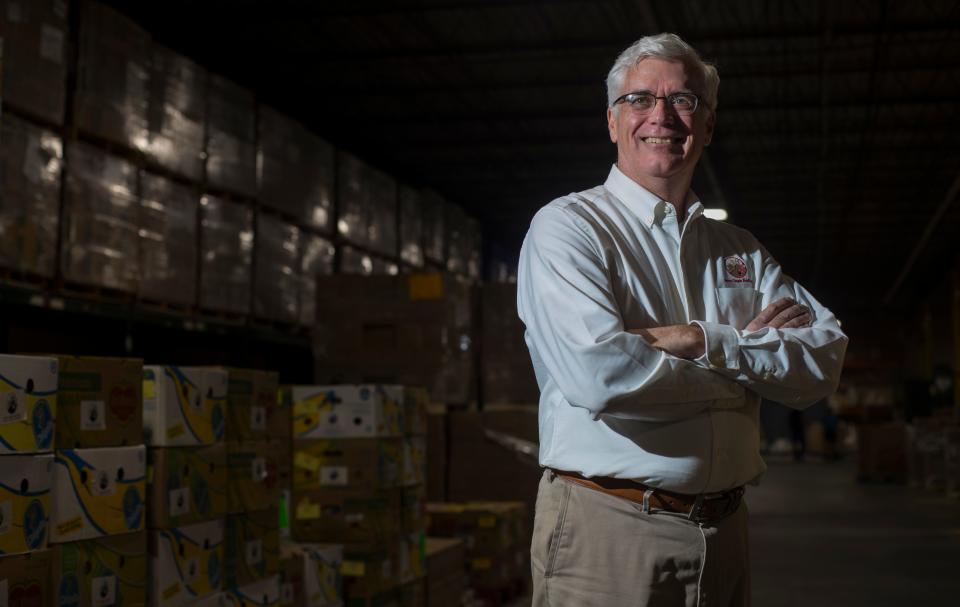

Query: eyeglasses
left=612, top=91, right=702, bottom=115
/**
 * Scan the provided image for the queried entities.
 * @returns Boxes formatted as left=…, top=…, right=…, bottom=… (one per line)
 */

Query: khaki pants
left=531, top=469, right=750, bottom=607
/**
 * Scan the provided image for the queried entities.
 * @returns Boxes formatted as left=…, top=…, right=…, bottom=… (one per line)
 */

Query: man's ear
left=704, top=110, right=716, bottom=146
left=607, top=106, right=618, bottom=143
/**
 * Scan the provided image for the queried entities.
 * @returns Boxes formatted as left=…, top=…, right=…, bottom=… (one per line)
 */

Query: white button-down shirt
left=517, top=165, right=848, bottom=493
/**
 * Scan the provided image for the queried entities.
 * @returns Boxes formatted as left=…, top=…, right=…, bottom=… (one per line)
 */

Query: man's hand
left=745, top=298, right=811, bottom=332
left=629, top=325, right=705, bottom=359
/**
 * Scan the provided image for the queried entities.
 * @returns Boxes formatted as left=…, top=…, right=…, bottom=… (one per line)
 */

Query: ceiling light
left=704, top=208, right=728, bottom=221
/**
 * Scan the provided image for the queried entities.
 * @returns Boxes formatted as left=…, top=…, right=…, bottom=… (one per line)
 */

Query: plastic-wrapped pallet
left=444, top=203, right=468, bottom=275
left=61, top=141, right=139, bottom=292
left=0, top=114, right=62, bottom=277
left=421, top=190, right=445, bottom=266
left=339, top=246, right=398, bottom=276
left=207, top=74, right=257, bottom=197
left=0, top=0, right=68, bottom=125
left=200, top=195, right=253, bottom=314
left=336, top=152, right=397, bottom=254
left=139, top=173, right=198, bottom=306
left=147, top=45, right=207, bottom=181
left=298, top=234, right=335, bottom=326
left=258, top=106, right=334, bottom=232
left=254, top=213, right=300, bottom=323
left=398, top=186, right=424, bottom=268
left=74, top=1, right=150, bottom=150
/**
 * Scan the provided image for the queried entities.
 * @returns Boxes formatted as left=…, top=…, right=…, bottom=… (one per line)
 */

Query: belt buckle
left=686, top=494, right=705, bottom=522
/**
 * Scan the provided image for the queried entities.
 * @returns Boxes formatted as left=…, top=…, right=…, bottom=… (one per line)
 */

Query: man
left=517, top=33, right=848, bottom=606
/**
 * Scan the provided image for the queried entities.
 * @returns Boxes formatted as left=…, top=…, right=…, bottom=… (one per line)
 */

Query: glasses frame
left=612, top=91, right=703, bottom=115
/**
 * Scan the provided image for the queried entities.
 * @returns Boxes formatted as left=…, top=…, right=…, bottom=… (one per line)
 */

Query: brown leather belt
left=552, top=469, right=744, bottom=523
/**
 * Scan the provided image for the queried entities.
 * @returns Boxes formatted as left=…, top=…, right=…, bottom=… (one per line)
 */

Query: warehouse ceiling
left=106, top=0, right=960, bottom=320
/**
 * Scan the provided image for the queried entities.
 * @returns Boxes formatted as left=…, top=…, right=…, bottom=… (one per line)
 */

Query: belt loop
left=688, top=494, right=705, bottom=521
left=641, top=488, right=654, bottom=513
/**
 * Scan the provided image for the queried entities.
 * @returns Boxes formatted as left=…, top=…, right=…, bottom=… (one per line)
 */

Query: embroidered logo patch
left=723, top=255, right=752, bottom=283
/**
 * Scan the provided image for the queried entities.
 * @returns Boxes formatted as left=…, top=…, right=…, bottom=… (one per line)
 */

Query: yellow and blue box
left=0, top=454, right=52, bottom=555
left=292, top=439, right=402, bottom=492
left=50, top=446, right=146, bottom=543
left=51, top=530, right=147, bottom=607
left=148, top=445, right=228, bottom=528
left=401, top=437, right=425, bottom=488
left=290, top=386, right=401, bottom=440
left=225, top=508, right=279, bottom=588
left=149, top=519, right=224, bottom=607
left=227, top=442, right=284, bottom=514
left=0, top=354, right=58, bottom=454
left=223, top=575, right=280, bottom=607
left=279, top=543, right=343, bottom=607
left=397, top=532, right=425, bottom=585
left=0, top=549, right=53, bottom=607
left=143, top=367, right=227, bottom=446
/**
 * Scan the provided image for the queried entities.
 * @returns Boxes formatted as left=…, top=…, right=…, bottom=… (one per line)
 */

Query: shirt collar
left=604, top=164, right=703, bottom=228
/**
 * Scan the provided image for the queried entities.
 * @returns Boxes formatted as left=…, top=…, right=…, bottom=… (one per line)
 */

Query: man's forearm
left=629, top=325, right=705, bottom=359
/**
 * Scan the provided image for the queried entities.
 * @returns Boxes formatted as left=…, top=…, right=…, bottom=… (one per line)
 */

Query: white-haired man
left=518, top=32, right=848, bottom=606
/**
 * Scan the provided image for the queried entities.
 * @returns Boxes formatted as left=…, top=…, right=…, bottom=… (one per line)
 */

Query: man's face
left=607, top=58, right=715, bottom=189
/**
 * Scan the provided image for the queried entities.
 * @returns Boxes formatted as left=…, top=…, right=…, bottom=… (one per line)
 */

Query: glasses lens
left=627, top=93, right=655, bottom=110
left=670, top=94, right=698, bottom=114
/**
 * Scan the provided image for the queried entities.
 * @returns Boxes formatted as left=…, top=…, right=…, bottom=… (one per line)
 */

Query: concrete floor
left=508, top=456, right=960, bottom=606
left=750, top=457, right=960, bottom=606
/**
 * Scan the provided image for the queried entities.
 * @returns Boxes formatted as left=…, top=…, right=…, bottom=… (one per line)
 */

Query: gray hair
left=606, top=33, right=719, bottom=112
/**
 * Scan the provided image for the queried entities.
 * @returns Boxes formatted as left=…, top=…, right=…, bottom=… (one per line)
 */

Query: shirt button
left=763, top=370, right=775, bottom=380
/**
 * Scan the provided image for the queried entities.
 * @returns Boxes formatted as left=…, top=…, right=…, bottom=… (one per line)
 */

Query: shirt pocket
left=715, top=287, right=760, bottom=330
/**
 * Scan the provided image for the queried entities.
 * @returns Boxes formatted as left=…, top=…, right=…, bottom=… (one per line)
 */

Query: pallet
left=60, top=280, right=136, bottom=305
left=0, top=267, right=54, bottom=291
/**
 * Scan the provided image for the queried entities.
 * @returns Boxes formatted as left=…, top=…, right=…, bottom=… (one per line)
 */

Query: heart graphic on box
left=108, top=385, right=138, bottom=424
left=9, top=582, right=43, bottom=607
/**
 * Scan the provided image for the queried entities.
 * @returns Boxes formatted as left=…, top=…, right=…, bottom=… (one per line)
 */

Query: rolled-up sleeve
left=691, top=246, right=848, bottom=409
left=518, top=205, right=743, bottom=421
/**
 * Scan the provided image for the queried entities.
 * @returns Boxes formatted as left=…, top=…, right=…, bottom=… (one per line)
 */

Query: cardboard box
left=401, top=390, right=427, bottom=437
left=0, top=354, right=58, bottom=454
left=227, top=442, right=284, bottom=514
left=225, top=509, right=279, bottom=588
left=279, top=543, right=342, bottom=607
left=0, top=549, right=52, bottom=607
left=223, top=575, right=280, bottom=607
left=292, top=439, right=402, bottom=491
left=396, top=580, right=425, bottom=607
left=290, top=387, right=402, bottom=439
left=55, top=356, right=143, bottom=448
left=396, top=533, right=424, bottom=585
left=423, top=538, right=463, bottom=583
left=399, top=486, right=425, bottom=535
left=149, top=519, right=224, bottom=607
left=50, top=446, right=146, bottom=543
left=340, top=547, right=397, bottom=600
left=425, top=502, right=526, bottom=558
left=148, top=445, right=228, bottom=528
left=0, top=455, right=52, bottom=554
left=143, top=367, right=227, bottom=446
left=425, top=574, right=465, bottom=607
left=51, top=531, right=146, bottom=607
left=424, top=415, right=444, bottom=503
left=400, top=439, right=425, bottom=488
left=291, top=490, right=400, bottom=547
left=227, top=370, right=280, bottom=442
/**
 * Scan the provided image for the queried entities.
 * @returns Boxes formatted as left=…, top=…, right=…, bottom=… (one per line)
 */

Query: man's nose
left=647, top=97, right=675, bottom=123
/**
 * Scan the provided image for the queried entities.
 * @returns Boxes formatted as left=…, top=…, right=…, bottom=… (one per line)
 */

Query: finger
left=752, top=298, right=796, bottom=326
left=781, top=312, right=812, bottom=329
left=768, top=304, right=809, bottom=328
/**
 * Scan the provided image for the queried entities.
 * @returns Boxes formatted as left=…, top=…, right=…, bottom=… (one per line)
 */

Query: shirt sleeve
left=690, top=243, right=848, bottom=409
left=517, top=204, right=744, bottom=422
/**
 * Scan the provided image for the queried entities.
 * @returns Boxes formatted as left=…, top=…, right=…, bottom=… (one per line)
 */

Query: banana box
left=50, top=446, right=146, bottom=543
left=52, top=530, right=147, bottom=607
left=396, top=532, right=425, bottom=585
left=339, top=547, right=396, bottom=600
left=401, top=389, right=428, bottom=437
left=289, top=386, right=401, bottom=440
left=148, top=445, right=228, bottom=528
left=143, top=367, right=227, bottom=446
left=226, top=442, right=283, bottom=514
left=226, top=370, right=279, bottom=442
left=0, top=549, right=52, bottom=607
left=0, top=354, right=58, bottom=454
left=225, top=509, right=279, bottom=588
left=278, top=543, right=342, bottom=607
left=55, top=356, right=143, bottom=449
left=222, top=576, right=279, bottom=607
left=0, top=454, right=52, bottom=555
left=290, top=490, right=400, bottom=548
left=400, top=438, right=425, bottom=488
left=399, top=487, right=425, bottom=535
left=292, top=439, right=402, bottom=491
left=149, top=519, right=224, bottom=607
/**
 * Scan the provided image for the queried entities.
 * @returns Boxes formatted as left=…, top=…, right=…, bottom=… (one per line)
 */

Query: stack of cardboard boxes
left=426, top=502, right=529, bottom=602
left=479, top=283, right=538, bottom=406
left=143, top=365, right=227, bottom=607
left=0, top=354, right=58, bottom=607
left=423, top=538, right=466, bottom=607
left=51, top=356, right=148, bottom=607
left=287, top=384, right=427, bottom=606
